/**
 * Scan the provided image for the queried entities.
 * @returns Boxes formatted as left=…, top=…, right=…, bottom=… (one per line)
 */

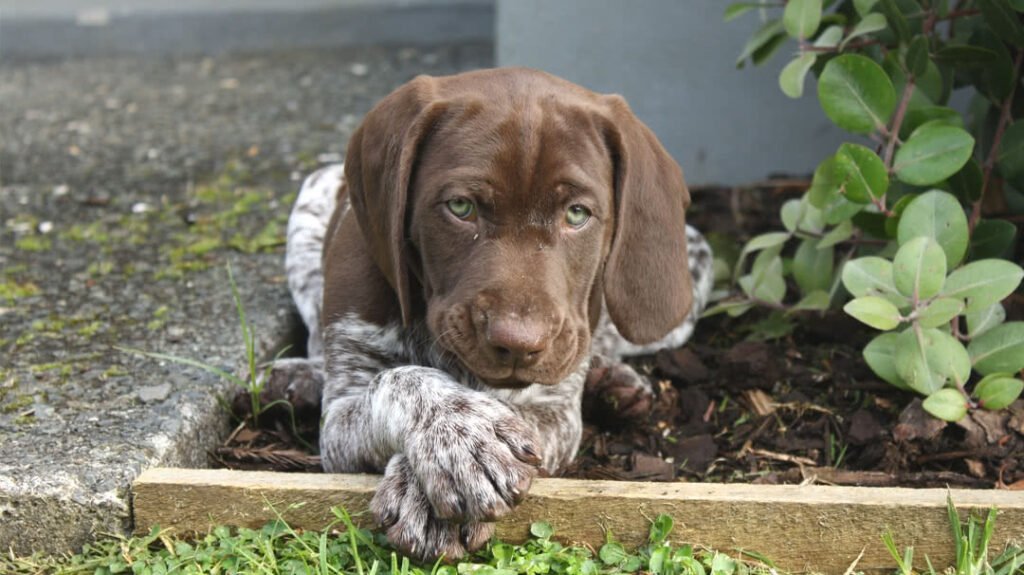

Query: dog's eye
left=566, top=205, right=591, bottom=228
left=446, top=198, right=475, bottom=220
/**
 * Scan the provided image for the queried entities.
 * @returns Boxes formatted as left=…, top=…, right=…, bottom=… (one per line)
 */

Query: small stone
left=37, top=222, right=53, bottom=234
left=166, top=326, right=186, bottom=342
left=628, top=453, right=675, bottom=481
left=52, top=184, right=69, bottom=197
left=137, top=383, right=172, bottom=403
left=349, top=63, right=369, bottom=77
left=131, top=202, right=151, bottom=214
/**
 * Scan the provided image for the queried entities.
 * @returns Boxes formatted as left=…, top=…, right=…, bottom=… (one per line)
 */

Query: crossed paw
left=370, top=395, right=540, bottom=561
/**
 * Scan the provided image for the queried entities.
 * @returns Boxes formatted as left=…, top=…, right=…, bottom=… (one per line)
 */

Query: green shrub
left=723, top=0, right=1024, bottom=421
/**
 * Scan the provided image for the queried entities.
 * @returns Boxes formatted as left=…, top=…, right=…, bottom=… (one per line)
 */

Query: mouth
left=479, top=373, right=535, bottom=390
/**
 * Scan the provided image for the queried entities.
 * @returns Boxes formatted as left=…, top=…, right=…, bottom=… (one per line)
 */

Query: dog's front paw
left=583, top=360, right=653, bottom=428
left=371, top=454, right=493, bottom=562
left=405, top=396, right=540, bottom=523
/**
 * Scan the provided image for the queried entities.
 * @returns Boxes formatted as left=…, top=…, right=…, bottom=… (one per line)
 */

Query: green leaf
left=818, top=219, right=854, bottom=249
left=942, top=259, right=1024, bottom=312
left=835, top=142, right=889, bottom=203
left=649, top=514, right=674, bottom=544
left=845, top=296, right=903, bottom=330
left=895, top=327, right=971, bottom=394
left=818, top=54, right=897, bottom=134
left=966, top=302, right=1006, bottom=338
left=808, top=156, right=842, bottom=208
left=997, top=121, right=1024, bottom=183
left=916, top=297, right=964, bottom=328
left=599, top=542, right=627, bottom=565
left=743, top=231, right=791, bottom=253
left=752, top=32, right=790, bottom=66
left=842, top=256, right=906, bottom=305
left=703, top=301, right=755, bottom=318
left=530, top=522, right=554, bottom=539
left=968, top=322, right=1024, bottom=374
left=971, top=220, right=1017, bottom=260
left=737, top=20, right=786, bottom=67
left=933, top=45, right=999, bottom=66
left=1011, top=0, right=1024, bottom=9
left=974, top=373, right=1024, bottom=410
left=905, top=35, right=930, bottom=77
left=790, top=290, right=832, bottom=312
left=978, top=0, right=1024, bottom=47
left=725, top=2, right=771, bottom=22
left=893, top=236, right=947, bottom=300
left=896, top=190, right=969, bottom=267
left=841, top=13, right=888, bottom=49
left=739, top=255, right=786, bottom=303
left=784, top=0, right=823, bottom=39
left=793, top=238, right=834, bottom=294
left=814, top=25, right=845, bottom=48
left=864, top=332, right=911, bottom=389
left=781, top=199, right=803, bottom=233
left=854, top=0, right=880, bottom=16
left=947, top=158, right=983, bottom=203
left=893, top=125, right=975, bottom=186
left=877, top=0, right=910, bottom=42
left=922, top=388, right=969, bottom=421
left=901, top=106, right=963, bottom=140
left=780, top=53, right=818, bottom=98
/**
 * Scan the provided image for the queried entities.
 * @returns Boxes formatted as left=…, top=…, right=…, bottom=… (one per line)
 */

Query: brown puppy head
left=344, top=68, right=693, bottom=388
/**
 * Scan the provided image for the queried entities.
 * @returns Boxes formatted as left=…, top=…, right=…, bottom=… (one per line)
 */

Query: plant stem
left=970, top=48, right=1024, bottom=236
left=883, top=75, right=917, bottom=194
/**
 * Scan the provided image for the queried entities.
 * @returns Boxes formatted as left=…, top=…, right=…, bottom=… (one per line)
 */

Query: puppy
left=273, top=67, right=713, bottom=560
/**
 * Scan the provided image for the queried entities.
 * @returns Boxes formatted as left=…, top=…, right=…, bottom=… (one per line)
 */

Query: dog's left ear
left=345, top=75, right=448, bottom=326
left=600, top=95, right=693, bottom=344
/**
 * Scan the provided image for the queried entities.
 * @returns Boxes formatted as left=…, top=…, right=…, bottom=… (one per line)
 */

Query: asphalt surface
left=0, top=39, right=492, bottom=554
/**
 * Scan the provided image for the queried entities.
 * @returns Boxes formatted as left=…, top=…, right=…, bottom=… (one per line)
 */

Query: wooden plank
left=133, top=468, right=1024, bottom=574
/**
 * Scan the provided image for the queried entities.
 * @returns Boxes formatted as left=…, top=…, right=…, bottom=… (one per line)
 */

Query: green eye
left=566, top=205, right=591, bottom=228
left=446, top=197, right=475, bottom=220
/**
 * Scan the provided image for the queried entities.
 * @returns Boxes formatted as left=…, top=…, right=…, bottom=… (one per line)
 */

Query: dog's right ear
left=345, top=75, right=448, bottom=326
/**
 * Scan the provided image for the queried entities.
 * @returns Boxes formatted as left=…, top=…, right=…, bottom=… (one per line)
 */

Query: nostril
left=486, top=317, right=548, bottom=363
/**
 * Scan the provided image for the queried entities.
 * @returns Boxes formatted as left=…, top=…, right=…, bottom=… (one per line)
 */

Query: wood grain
left=133, top=468, right=1024, bottom=574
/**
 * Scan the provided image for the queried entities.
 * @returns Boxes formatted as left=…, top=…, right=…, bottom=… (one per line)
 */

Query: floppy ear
left=344, top=75, right=447, bottom=326
left=601, top=95, right=693, bottom=344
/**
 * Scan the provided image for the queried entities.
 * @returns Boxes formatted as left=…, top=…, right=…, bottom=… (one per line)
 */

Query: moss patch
left=15, top=235, right=52, bottom=252
left=0, top=280, right=40, bottom=303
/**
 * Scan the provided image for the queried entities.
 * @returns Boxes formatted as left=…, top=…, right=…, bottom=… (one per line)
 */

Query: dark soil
left=219, top=181, right=1024, bottom=490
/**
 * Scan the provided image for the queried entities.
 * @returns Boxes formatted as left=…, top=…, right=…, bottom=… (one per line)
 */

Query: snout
left=432, top=288, right=587, bottom=387
left=484, top=316, right=551, bottom=369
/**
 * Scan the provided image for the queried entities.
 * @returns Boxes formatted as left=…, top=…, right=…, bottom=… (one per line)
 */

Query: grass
left=4, top=498, right=1023, bottom=575
left=2, top=507, right=776, bottom=575
left=118, top=265, right=297, bottom=433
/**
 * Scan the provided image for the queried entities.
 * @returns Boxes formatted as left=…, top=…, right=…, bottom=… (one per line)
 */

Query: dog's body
left=274, top=68, right=713, bottom=560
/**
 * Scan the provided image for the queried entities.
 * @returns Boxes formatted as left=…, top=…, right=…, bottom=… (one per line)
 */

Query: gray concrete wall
left=496, top=0, right=850, bottom=186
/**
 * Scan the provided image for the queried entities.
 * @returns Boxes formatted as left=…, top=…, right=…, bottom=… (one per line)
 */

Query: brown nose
left=486, top=317, right=549, bottom=367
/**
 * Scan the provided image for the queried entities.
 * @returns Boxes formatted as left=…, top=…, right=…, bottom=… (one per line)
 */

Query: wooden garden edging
left=133, top=468, right=1024, bottom=574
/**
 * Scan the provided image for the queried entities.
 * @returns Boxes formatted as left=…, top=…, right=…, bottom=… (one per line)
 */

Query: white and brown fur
left=271, top=68, right=713, bottom=561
